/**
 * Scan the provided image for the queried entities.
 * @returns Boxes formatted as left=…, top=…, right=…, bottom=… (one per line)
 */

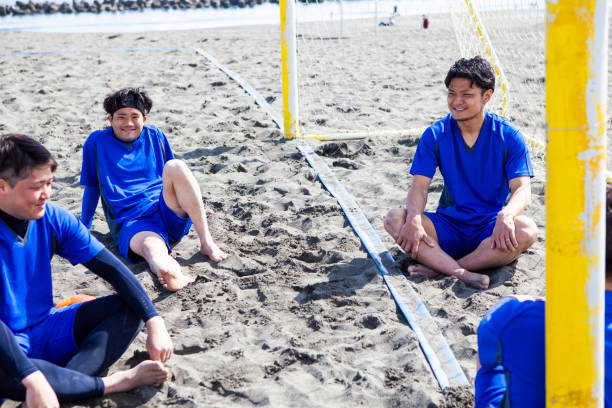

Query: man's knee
left=163, top=159, right=191, bottom=180
left=384, top=208, right=406, bottom=238
left=515, top=216, right=538, bottom=249
left=131, top=232, right=168, bottom=259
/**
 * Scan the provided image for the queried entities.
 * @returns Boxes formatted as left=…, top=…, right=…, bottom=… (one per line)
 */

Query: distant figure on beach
left=80, top=87, right=227, bottom=292
left=0, top=134, right=172, bottom=406
left=422, top=15, right=429, bottom=29
left=379, top=5, right=398, bottom=26
left=384, top=56, right=537, bottom=289
left=475, top=183, right=612, bottom=407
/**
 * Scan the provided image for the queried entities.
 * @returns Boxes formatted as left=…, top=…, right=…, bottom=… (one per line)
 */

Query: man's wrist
left=405, top=208, right=420, bottom=219
left=497, top=208, right=514, bottom=220
left=145, top=315, right=166, bottom=332
left=22, top=370, right=45, bottom=388
left=145, top=315, right=166, bottom=334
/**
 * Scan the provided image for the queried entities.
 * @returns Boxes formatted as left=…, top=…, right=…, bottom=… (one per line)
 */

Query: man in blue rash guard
left=475, top=183, right=612, bottom=407
left=0, top=134, right=173, bottom=407
left=80, top=87, right=227, bottom=292
left=384, top=56, right=538, bottom=289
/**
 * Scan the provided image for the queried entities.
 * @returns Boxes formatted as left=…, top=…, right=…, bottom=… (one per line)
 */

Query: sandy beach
left=0, top=12, right=610, bottom=407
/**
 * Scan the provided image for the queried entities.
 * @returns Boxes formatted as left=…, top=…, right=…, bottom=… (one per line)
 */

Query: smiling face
left=446, top=77, right=492, bottom=123
left=109, top=107, right=146, bottom=142
left=0, top=165, right=53, bottom=220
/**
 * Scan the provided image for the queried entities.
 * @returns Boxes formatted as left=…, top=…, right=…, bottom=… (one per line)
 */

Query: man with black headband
left=80, top=87, right=227, bottom=292
left=0, top=133, right=172, bottom=406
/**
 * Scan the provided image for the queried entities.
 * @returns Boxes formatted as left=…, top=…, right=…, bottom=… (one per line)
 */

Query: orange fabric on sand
left=54, top=294, right=96, bottom=309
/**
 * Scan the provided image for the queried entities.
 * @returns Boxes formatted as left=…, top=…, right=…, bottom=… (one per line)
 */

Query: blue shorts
left=119, top=193, right=192, bottom=262
left=14, top=303, right=83, bottom=367
left=424, top=212, right=496, bottom=258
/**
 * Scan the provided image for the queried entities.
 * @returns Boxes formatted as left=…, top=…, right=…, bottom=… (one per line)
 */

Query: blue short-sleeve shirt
left=0, top=203, right=104, bottom=333
left=80, top=125, right=174, bottom=244
left=476, top=292, right=612, bottom=408
left=410, top=113, right=534, bottom=226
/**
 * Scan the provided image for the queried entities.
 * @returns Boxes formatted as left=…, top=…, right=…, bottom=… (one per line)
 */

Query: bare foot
left=456, top=269, right=490, bottom=290
left=406, top=264, right=440, bottom=279
left=201, top=241, right=227, bottom=263
left=153, top=255, right=195, bottom=291
left=102, top=360, right=169, bottom=395
left=408, top=264, right=489, bottom=290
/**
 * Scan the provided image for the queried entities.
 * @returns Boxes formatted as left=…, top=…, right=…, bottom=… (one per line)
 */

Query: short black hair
left=444, top=56, right=495, bottom=94
left=0, top=134, right=57, bottom=187
left=103, top=87, right=153, bottom=117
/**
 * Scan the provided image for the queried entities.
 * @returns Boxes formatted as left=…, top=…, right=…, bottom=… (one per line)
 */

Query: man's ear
left=108, top=115, right=113, bottom=123
left=143, top=115, right=147, bottom=123
left=0, top=178, right=8, bottom=194
left=483, top=89, right=493, bottom=103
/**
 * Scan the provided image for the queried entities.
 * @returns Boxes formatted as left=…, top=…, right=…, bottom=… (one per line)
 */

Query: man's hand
left=145, top=316, right=173, bottom=363
left=22, top=370, right=59, bottom=408
left=396, top=213, right=435, bottom=259
left=491, top=210, right=518, bottom=252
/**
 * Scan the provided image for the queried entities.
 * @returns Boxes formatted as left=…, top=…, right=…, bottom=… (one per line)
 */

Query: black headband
left=112, top=94, right=146, bottom=116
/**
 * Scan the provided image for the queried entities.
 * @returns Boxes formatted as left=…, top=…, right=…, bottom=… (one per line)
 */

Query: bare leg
left=383, top=208, right=440, bottom=278
left=130, top=231, right=194, bottom=291
left=458, top=215, right=538, bottom=271
left=102, top=361, right=169, bottom=394
left=162, top=160, right=227, bottom=262
left=408, top=236, right=490, bottom=289
left=384, top=208, right=489, bottom=289
left=383, top=208, right=412, bottom=242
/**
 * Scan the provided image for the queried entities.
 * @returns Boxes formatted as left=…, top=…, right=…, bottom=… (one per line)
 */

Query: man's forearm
left=501, top=184, right=531, bottom=218
left=405, top=187, right=428, bottom=218
left=84, top=249, right=158, bottom=322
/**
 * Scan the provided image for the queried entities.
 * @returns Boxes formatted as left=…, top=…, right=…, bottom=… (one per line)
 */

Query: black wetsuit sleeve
left=83, top=248, right=159, bottom=322
left=0, top=319, right=38, bottom=381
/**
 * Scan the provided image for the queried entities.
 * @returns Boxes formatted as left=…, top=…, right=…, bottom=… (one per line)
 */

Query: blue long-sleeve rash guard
left=0, top=248, right=158, bottom=382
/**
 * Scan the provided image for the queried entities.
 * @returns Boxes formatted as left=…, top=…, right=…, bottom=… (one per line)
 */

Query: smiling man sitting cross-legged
left=384, top=56, right=538, bottom=289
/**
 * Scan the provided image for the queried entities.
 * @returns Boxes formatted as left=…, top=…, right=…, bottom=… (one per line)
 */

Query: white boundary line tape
left=0, top=47, right=187, bottom=56
left=297, top=144, right=469, bottom=390
left=194, top=47, right=284, bottom=132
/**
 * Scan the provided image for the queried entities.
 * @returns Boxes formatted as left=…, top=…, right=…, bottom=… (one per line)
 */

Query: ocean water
left=0, top=0, right=543, bottom=33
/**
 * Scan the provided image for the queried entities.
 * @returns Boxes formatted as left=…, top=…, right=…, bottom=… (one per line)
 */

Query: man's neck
left=456, top=111, right=486, bottom=146
left=111, top=130, right=137, bottom=148
left=0, top=206, right=28, bottom=239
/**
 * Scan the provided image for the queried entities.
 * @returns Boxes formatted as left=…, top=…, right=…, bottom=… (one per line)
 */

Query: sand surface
left=0, top=12, right=610, bottom=408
